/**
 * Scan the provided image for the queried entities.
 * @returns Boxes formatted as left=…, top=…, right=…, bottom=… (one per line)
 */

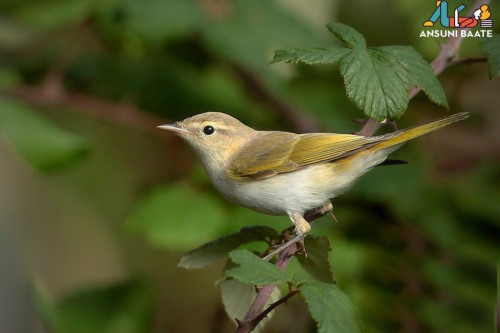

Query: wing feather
left=228, top=131, right=386, bottom=179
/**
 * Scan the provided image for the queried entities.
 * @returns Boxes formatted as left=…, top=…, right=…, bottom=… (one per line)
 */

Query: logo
left=420, top=1, right=493, bottom=38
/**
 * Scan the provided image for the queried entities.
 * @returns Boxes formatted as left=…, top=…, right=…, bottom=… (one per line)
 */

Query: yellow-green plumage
left=229, top=133, right=381, bottom=179
left=228, top=112, right=470, bottom=180
left=159, top=111, right=470, bottom=251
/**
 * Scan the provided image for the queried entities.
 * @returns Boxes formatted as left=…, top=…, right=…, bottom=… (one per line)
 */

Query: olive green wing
left=228, top=131, right=386, bottom=180
left=228, top=112, right=471, bottom=180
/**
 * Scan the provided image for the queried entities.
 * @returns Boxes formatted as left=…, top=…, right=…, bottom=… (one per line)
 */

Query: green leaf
left=272, top=22, right=448, bottom=120
left=301, top=281, right=361, bottom=333
left=381, top=46, right=448, bottom=109
left=219, top=278, right=281, bottom=332
left=326, top=22, right=365, bottom=49
left=178, top=225, right=278, bottom=269
left=271, top=47, right=349, bottom=65
left=124, top=183, right=227, bottom=250
left=225, top=249, right=288, bottom=285
left=35, top=280, right=153, bottom=333
left=292, top=273, right=311, bottom=286
left=340, top=46, right=410, bottom=119
left=0, top=98, right=88, bottom=171
left=297, top=236, right=336, bottom=284
left=481, top=35, right=500, bottom=79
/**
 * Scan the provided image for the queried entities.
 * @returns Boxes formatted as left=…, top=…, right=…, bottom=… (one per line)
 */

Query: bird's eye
left=203, top=125, right=215, bottom=135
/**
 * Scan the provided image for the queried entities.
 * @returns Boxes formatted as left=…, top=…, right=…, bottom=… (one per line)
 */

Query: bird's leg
left=262, top=212, right=310, bottom=261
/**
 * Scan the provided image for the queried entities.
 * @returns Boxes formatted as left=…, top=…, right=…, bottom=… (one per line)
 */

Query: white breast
left=206, top=164, right=347, bottom=215
left=204, top=144, right=401, bottom=215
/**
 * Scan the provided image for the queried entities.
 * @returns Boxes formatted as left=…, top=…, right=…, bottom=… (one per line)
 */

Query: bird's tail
left=375, top=112, right=470, bottom=150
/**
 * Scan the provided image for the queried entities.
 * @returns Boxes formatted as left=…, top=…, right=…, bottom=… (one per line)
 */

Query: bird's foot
left=262, top=232, right=306, bottom=261
left=262, top=211, right=312, bottom=261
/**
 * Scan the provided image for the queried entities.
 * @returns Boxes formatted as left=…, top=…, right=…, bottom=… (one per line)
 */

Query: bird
left=159, top=111, right=470, bottom=259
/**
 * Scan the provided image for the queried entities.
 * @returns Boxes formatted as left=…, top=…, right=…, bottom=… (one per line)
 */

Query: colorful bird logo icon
left=474, top=5, right=491, bottom=20
left=423, top=1, right=493, bottom=29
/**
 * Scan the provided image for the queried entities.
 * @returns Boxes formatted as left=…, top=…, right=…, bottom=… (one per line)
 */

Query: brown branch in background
left=231, top=65, right=318, bottom=133
left=1, top=85, right=167, bottom=133
left=359, top=0, right=490, bottom=137
left=3, top=65, right=318, bottom=135
left=0, top=18, right=143, bottom=128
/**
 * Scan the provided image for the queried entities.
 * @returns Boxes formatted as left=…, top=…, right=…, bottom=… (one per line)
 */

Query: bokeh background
left=0, top=0, right=498, bottom=332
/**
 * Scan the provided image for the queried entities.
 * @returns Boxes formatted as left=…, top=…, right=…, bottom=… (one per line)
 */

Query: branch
left=235, top=244, right=297, bottom=333
left=231, top=64, right=318, bottom=133
left=449, top=56, right=487, bottom=67
left=1, top=85, right=166, bottom=133
left=251, top=288, right=300, bottom=326
left=356, top=118, right=383, bottom=137
left=358, top=0, right=490, bottom=137
left=235, top=207, right=326, bottom=333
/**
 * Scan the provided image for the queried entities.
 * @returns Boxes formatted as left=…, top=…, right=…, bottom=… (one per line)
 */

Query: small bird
left=159, top=112, right=469, bottom=259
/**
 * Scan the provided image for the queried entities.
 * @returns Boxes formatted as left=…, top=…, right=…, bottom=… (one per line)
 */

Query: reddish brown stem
left=235, top=207, right=326, bottom=333
left=235, top=244, right=297, bottom=333
left=251, top=288, right=300, bottom=326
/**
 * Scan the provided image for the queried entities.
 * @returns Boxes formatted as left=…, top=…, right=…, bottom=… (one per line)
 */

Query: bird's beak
left=157, top=123, right=189, bottom=134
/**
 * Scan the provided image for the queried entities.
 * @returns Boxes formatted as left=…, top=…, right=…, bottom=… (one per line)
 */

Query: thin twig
left=251, top=288, right=300, bottom=326
left=449, top=56, right=488, bottom=67
left=231, top=64, right=318, bottom=133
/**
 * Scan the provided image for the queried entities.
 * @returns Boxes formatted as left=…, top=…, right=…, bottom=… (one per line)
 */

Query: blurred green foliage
left=125, top=182, right=227, bottom=248
left=35, top=280, right=153, bottom=333
left=481, top=34, right=500, bottom=78
left=178, top=225, right=278, bottom=269
left=0, top=0, right=498, bottom=332
left=0, top=98, right=88, bottom=171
